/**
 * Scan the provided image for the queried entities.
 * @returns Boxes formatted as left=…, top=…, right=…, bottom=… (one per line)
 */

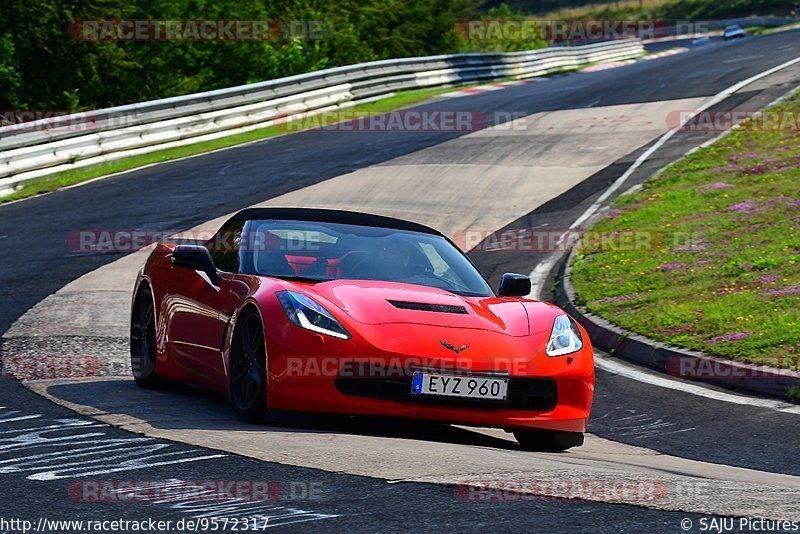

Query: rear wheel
left=229, top=308, right=268, bottom=423
left=513, top=429, right=584, bottom=452
left=130, top=286, right=159, bottom=388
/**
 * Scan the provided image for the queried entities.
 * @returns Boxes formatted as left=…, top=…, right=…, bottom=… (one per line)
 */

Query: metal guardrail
left=640, top=16, right=799, bottom=43
left=691, top=16, right=797, bottom=30
left=0, top=39, right=644, bottom=194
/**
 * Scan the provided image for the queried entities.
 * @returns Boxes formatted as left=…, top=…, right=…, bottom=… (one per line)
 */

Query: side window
left=205, top=219, right=244, bottom=273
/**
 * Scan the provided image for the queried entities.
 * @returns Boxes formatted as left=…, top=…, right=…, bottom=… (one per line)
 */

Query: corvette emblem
left=440, top=340, right=470, bottom=354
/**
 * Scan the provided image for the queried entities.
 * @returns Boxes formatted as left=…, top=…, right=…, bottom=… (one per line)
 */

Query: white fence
left=0, top=39, right=644, bottom=194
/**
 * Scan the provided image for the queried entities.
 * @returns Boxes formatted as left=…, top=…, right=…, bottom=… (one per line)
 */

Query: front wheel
left=513, top=429, right=584, bottom=452
left=229, top=308, right=268, bottom=423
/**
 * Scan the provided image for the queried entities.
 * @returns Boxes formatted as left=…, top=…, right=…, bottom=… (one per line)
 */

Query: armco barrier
left=0, top=39, right=644, bottom=194
left=641, top=16, right=799, bottom=44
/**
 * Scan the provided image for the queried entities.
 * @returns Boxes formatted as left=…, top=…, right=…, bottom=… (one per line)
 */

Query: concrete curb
left=555, top=248, right=800, bottom=402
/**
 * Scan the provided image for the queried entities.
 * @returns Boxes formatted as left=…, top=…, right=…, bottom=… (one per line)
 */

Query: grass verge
left=1, top=85, right=472, bottom=204
left=570, top=93, right=800, bottom=368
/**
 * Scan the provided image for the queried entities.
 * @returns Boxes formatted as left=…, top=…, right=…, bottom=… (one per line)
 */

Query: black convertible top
left=228, top=207, right=444, bottom=237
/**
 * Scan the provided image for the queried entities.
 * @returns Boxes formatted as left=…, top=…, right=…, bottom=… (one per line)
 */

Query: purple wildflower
left=766, top=285, right=800, bottom=297
left=657, top=261, right=687, bottom=272
left=659, top=325, right=694, bottom=336
left=727, top=201, right=756, bottom=213
left=739, top=164, right=771, bottom=176
left=730, top=151, right=759, bottom=161
left=709, top=332, right=750, bottom=344
left=710, top=163, right=742, bottom=173
left=698, top=182, right=733, bottom=193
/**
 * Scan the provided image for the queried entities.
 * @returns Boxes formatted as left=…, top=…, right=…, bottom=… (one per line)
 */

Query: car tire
left=229, top=307, right=268, bottom=423
left=130, top=286, right=161, bottom=388
left=513, top=429, right=584, bottom=452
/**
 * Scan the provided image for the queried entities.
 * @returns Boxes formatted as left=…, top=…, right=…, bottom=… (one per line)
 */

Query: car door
left=164, top=228, right=246, bottom=380
left=163, top=265, right=233, bottom=379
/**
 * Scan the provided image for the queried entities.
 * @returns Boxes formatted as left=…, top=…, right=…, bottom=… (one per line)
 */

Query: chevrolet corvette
left=130, top=208, right=594, bottom=451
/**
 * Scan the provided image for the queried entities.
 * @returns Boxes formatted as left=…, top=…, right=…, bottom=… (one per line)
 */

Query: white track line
left=528, top=54, right=800, bottom=297
left=596, top=356, right=800, bottom=415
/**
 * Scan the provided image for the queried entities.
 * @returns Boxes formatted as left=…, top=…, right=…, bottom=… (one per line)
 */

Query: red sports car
left=130, top=208, right=594, bottom=450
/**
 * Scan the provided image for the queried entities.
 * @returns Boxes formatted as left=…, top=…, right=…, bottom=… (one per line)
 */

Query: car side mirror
left=498, top=273, right=531, bottom=297
left=172, top=245, right=221, bottom=284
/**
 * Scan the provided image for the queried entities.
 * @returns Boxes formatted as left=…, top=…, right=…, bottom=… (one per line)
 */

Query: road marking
left=528, top=53, right=800, bottom=297
left=596, top=357, right=800, bottom=415
left=592, top=408, right=696, bottom=439
left=723, top=54, right=764, bottom=63
left=641, top=47, right=689, bottom=61
left=438, top=79, right=537, bottom=98
left=581, top=60, right=637, bottom=72
left=0, top=408, right=226, bottom=480
left=0, top=407, right=339, bottom=526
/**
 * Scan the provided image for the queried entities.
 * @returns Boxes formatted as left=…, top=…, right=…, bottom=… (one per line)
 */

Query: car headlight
left=546, top=314, right=583, bottom=356
left=276, top=290, right=351, bottom=340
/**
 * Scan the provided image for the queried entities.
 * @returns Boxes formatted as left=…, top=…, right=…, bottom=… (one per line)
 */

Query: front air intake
left=387, top=300, right=468, bottom=314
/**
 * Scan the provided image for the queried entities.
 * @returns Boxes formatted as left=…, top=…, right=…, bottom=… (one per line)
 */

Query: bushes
left=0, top=0, right=492, bottom=111
left=3, top=0, right=791, bottom=112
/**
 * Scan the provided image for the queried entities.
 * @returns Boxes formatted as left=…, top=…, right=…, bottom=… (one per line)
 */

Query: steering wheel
left=339, top=251, right=377, bottom=279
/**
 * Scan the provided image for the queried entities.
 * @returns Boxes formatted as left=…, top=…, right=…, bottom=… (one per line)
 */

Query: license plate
left=411, top=372, right=508, bottom=401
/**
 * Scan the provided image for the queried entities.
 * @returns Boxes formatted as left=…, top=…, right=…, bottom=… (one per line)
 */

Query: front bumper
left=264, top=320, right=594, bottom=433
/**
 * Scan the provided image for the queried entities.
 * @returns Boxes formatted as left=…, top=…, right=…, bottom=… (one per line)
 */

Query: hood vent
left=388, top=300, right=468, bottom=314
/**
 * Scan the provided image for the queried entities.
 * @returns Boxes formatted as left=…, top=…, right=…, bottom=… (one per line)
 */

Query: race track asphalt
left=1, top=30, right=799, bottom=531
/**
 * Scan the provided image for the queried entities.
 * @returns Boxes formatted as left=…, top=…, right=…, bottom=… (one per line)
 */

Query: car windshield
left=227, top=219, right=494, bottom=297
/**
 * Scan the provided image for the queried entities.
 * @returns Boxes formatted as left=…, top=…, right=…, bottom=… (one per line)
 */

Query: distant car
left=130, top=208, right=595, bottom=451
left=692, top=37, right=711, bottom=46
left=724, top=24, right=747, bottom=40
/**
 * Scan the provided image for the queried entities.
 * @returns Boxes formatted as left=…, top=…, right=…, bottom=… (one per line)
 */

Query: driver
left=379, top=238, right=415, bottom=280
